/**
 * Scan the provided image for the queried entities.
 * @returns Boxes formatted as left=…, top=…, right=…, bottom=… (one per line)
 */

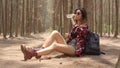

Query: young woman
left=21, top=8, right=88, bottom=61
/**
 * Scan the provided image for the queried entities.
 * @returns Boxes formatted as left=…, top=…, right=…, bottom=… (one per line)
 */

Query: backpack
left=84, top=31, right=105, bottom=55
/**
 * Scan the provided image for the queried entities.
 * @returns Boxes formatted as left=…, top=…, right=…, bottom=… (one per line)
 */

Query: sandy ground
left=0, top=32, right=120, bottom=68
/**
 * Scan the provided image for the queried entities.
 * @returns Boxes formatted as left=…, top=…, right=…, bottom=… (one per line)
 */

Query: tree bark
left=0, top=0, right=2, bottom=34
left=21, top=0, right=26, bottom=36
left=2, top=0, right=7, bottom=39
left=15, top=0, right=19, bottom=37
left=114, top=0, right=119, bottom=38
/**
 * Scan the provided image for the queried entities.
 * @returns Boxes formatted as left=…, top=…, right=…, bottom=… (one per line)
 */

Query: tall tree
left=93, top=0, right=96, bottom=32
left=52, top=0, right=57, bottom=30
left=59, top=0, right=63, bottom=34
left=114, top=0, right=119, bottom=38
left=21, top=0, right=26, bottom=36
left=33, top=0, right=38, bottom=33
left=63, top=0, right=68, bottom=33
left=109, top=0, right=113, bottom=35
left=68, top=0, right=74, bottom=31
left=37, top=0, right=42, bottom=33
left=107, top=0, right=110, bottom=37
left=9, top=0, right=15, bottom=38
left=17, top=0, right=23, bottom=37
left=31, top=0, right=35, bottom=33
left=80, top=0, right=84, bottom=8
left=0, top=0, right=2, bottom=34
left=2, top=0, right=7, bottom=39
left=84, top=0, right=94, bottom=32
left=99, top=0, right=103, bottom=37
left=15, top=0, right=19, bottom=37
left=26, top=0, right=30, bottom=35
left=112, top=0, right=116, bottom=35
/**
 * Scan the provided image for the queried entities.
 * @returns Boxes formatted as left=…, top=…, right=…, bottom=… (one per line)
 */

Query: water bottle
left=66, top=14, right=75, bottom=18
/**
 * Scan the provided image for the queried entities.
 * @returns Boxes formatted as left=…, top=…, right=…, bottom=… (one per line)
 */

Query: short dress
left=66, top=23, right=88, bottom=56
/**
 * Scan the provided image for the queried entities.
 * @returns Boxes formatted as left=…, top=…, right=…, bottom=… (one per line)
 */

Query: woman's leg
left=21, top=30, right=75, bottom=60
left=37, top=30, right=76, bottom=56
left=42, top=30, right=67, bottom=48
left=36, top=42, right=75, bottom=56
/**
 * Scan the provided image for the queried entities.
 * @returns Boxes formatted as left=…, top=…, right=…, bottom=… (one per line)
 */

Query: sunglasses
left=76, top=12, right=81, bottom=15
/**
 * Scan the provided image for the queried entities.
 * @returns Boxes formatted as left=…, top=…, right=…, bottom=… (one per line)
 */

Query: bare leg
left=36, top=42, right=75, bottom=56
left=42, top=30, right=67, bottom=48
left=20, top=30, right=75, bottom=60
left=35, top=30, right=75, bottom=56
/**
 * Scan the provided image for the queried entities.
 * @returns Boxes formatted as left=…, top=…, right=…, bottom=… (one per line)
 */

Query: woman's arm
left=66, top=25, right=78, bottom=44
left=71, top=14, right=76, bottom=25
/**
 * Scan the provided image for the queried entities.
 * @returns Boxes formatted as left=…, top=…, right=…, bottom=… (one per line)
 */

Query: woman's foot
left=20, top=45, right=37, bottom=61
left=34, top=47, right=44, bottom=59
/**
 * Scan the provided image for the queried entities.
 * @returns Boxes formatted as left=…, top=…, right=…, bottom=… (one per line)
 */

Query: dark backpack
left=84, top=31, right=105, bottom=55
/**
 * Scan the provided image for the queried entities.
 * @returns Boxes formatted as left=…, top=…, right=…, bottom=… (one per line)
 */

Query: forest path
left=0, top=33, right=120, bottom=68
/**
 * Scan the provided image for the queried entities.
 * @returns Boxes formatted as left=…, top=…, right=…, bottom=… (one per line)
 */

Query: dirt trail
left=0, top=33, right=120, bottom=68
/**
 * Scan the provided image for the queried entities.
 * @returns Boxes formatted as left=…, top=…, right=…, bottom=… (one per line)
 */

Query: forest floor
left=0, top=32, right=120, bottom=68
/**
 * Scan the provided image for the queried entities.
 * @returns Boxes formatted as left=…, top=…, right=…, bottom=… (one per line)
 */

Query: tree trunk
left=63, top=0, right=68, bottom=33
left=93, top=0, right=96, bottom=32
left=59, top=0, right=62, bottom=34
left=112, top=0, right=116, bottom=35
left=2, top=0, right=7, bottom=39
left=52, top=0, right=56, bottom=30
left=114, top=0, right=119, bottom=38
left=21, top=0, right=26, bottom=36
left=10, top=0, right=15, bottom=38
left=0, top=0, right=2, bottom=34
left=18, top=0, right=23, bottom=36
left=37, top=0, right=42, bottom=33
left=109, top=0, right=113, bottom=35
left=84, top=0, right=94, bottom=32
left=15, top=0, right=19, bottom=37
left=26, top=0, right=29, bottom=35
left=69, top=0, right=73, bottom=31
left=99, top=0, right=103, bottom=37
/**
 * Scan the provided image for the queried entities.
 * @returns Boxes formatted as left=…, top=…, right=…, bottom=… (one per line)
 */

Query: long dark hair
left=74, top=8, right=87, bottom=22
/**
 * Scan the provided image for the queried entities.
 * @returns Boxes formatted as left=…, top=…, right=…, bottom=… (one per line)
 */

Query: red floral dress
left=67, top=23, right=88, bottom=56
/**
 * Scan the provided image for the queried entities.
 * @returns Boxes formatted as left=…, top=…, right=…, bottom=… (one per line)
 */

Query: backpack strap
left=100, top=51, right=105, bottom=55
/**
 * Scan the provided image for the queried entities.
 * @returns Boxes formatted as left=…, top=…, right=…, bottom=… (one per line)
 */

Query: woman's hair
left=74, top=8, right=87, bottom=21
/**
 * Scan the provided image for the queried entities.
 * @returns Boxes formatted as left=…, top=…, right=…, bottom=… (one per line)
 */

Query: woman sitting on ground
left=21, top=8, right=88, bottom=61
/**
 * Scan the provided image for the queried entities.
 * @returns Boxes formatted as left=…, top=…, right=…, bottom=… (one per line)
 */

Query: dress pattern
left=67, top=23, right=88, bottom=56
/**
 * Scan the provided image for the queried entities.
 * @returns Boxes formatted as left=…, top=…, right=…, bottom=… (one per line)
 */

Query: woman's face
left=75, top=10, right=82, bottom=20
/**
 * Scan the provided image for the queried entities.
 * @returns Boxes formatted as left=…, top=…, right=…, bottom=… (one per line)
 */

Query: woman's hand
left=71, top=14, right=75, bottom=19
left=70, top=14, right=76, bottom=25
left=64, top=33, right=70, bottom=39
